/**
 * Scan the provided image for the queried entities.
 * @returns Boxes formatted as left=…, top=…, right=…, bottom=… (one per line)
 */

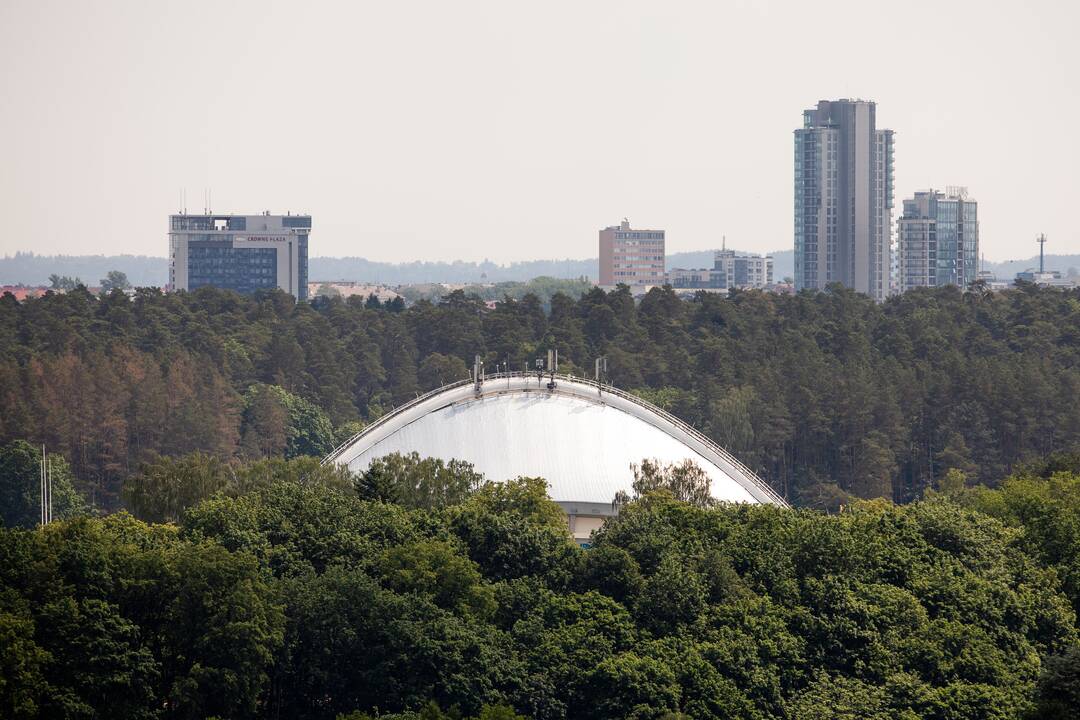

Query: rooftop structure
left=325, top=370, right=787, bottom=543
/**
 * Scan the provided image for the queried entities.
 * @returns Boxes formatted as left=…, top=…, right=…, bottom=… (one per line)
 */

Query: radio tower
left=1037, top=233, right=1047, bottom=273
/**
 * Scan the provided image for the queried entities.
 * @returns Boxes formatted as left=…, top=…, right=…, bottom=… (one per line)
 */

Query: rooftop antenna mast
left=1038, top=233, right=1047, bottom=274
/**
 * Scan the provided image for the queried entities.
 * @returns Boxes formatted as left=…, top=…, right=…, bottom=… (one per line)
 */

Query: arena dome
left=325, top=372, right=787, bottom=542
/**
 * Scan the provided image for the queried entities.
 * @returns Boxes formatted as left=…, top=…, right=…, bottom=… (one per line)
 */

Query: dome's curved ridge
left=325, top=373, right=788, bottom=513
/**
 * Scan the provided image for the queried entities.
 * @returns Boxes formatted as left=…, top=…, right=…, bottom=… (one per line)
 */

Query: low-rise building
left=666, top=247, right=773, bottom=291
left=667, top=268, right=721, bottom=290
left=1015, top=269, right=1075, bottom=288
left=714, top=249, right=773, bottom=289
left=310, top=282, right=401, bottom=302
left=975, top=270, right=1010, bottom=292
left=0, top=285, right=48, bottom=301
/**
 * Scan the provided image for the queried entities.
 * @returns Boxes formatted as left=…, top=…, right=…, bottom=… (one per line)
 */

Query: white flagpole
left=47, top=454, right=52, bottom=524
left=40, top=445, right=46, bottom=526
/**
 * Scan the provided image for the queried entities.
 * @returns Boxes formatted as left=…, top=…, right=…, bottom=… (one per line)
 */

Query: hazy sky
left=1, top=0, right=1077, bottom=263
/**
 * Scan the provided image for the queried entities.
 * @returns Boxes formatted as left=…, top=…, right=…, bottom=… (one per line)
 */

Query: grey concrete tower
left=794, top=99, right=894, bottom=301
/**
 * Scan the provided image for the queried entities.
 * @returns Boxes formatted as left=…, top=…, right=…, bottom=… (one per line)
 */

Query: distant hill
left=0, top=253, right=168, bottom=287
left=311, top=250, right=794, bottom=283
left=308, top=257, right=596, bottom=284
left=310, top=249, right=789, bottom=285
left=2, top=251, right=777, bottom=286
left=3, top=249, right=1076, bottom=288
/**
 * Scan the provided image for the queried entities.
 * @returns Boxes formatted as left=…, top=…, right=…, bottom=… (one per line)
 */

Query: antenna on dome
left=473, top=355, right=484, bottom=392
left=594, top=356, right=608, bottom=396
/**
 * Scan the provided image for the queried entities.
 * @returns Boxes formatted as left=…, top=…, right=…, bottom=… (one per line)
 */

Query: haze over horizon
left=1, top=0, right=1077, bottom=264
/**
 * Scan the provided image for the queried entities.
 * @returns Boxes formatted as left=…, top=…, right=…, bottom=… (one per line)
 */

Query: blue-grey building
left=897, top=188, right=978, bottom=292
left=168, top=212, right=310, bottom=300
left=795, top=99, right=894, bottom=301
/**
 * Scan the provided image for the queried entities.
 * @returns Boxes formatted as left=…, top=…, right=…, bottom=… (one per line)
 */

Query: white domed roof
left=325, top=374, right=786, bottom=513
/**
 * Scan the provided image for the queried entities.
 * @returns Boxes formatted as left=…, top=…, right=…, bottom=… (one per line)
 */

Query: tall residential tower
left=794, top=99, right=894, bottom=301
left=897, top=188, right=978, bottom=292
left=168, top=212, right=310, bottom=300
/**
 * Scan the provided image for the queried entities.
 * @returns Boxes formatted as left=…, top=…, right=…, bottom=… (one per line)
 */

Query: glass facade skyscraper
left=168, top=212, right=310, bottom=300
left=898, top=189, right=978, bottom=292
left=794, top=99, right=894, bottom=301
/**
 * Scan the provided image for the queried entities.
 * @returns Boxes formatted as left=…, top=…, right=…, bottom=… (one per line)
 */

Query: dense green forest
left=4, top=283, right=1080, bottom=718
left=4, top=455, right=1080, bottom=718
left=391, top=277, right=594, bottom=306
left=2, top=282, right=1080, bottom=510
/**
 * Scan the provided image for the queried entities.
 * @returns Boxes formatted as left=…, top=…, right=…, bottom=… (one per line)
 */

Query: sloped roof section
left=325, top=374, right=788, bottom=512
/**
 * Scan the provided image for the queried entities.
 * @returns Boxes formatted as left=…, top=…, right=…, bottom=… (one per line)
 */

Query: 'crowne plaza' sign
left=237, top=235, right=290, bottom=243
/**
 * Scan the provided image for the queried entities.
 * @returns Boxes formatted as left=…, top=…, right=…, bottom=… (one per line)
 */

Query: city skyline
left=1, top=1, right=1078, bottom=264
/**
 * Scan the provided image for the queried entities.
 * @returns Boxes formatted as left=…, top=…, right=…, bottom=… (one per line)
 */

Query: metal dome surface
left=325, top=373, right=787, bottom=512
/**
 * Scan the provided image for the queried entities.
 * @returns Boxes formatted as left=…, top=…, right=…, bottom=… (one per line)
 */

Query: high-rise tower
left=897, top=188, right=979, bottom=292
left=168, top=212, right=310, bottom=300
left=598, top=219, right=665, bottom=287
left=794, top=99, right=894, bottom=301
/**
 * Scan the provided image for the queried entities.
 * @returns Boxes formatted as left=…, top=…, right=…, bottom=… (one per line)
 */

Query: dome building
left=325, top=371, right=787, bottom=543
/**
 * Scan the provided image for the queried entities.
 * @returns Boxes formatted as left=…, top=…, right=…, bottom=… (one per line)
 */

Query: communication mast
left=546, top=349, right=558, bottom=390
left=473, top=355, right=484, bottom=393
left=1038, top=233, right=1047, bottom=274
